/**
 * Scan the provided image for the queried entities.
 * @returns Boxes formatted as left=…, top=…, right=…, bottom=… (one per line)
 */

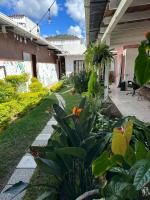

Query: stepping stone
left=32, top=139, right=48, bottom=147
left=35, top=134, right=51, bottom=141
left=40, top=125, right=54, bottom=135
left=0, top=185, right=26, bottom=200
left=7, top=169, right=35, bottom=185
left=16, top=153, right=37, bottom=169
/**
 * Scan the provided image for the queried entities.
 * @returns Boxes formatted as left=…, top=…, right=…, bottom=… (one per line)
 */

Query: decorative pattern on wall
left=37, top=63, right=59, bottom=87
left=0, top=60, right=32, bottom=78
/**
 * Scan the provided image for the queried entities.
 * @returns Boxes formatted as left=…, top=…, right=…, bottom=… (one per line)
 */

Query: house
left=84, top=0, right=150, bottom=97
left=0, top=12, right=61, bottom=87
left=46, top=35, right=86, bottom=77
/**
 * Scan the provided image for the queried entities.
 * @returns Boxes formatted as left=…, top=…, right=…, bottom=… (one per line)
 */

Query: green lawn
left=24, top=88, right=82, bottom=200
left=0, top=95, right=57, bottom=191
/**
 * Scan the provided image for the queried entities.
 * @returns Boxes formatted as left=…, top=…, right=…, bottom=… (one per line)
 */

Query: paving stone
left=0, top=185, right=26, bottom=200
left=35, top=134, right=51, bottom=141
left=16, top=153, right=37, bottom=169
left=7, top=169, right=35, bottom=185
left=40, top=125, right=54, bottom=135
left=32, top=140, right=48, bottom=147
left=47, top=120, right=57, bottom=126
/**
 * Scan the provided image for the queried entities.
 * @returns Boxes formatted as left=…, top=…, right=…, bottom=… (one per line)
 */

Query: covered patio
left=110, top=85, right=150, bottom=123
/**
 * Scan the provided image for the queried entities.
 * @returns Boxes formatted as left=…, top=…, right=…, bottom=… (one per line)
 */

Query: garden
left=2, top=33, right=150, bottom=200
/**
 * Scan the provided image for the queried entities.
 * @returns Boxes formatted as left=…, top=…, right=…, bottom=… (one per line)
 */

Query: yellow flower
left=72, top=107, right=83, bottom=117
left=111, top=121, right=133, bottom=156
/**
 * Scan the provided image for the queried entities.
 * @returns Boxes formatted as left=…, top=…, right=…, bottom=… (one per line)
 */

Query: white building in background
left=10, top=14, right=40, bottom=36
left=46, top=35, right=86, bottom=76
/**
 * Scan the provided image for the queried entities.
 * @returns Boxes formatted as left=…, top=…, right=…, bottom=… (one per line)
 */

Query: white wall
left=124, top=48, right=138, bottom=81
left=65, top=55, right=85, bottom=76
left=37, top=63, right=59, bottom=86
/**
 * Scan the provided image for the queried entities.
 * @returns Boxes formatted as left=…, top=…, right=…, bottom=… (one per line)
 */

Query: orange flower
left=72, top=107, right=83, bottom=117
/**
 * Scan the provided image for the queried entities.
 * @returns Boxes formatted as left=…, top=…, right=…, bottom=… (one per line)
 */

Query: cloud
left=67, top=25, right=83, bottom=38
left=56, top=30, right=60, bottom=35
left=0, top=0, right=58, bottom=19
left=65, top=0, right=85, bottom=26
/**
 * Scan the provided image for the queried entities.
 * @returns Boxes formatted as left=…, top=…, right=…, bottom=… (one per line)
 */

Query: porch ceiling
left=85, top=0, right=109, bottom=45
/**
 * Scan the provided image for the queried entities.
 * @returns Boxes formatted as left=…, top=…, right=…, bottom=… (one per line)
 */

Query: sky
left=0, top=0, right=85, bottom=38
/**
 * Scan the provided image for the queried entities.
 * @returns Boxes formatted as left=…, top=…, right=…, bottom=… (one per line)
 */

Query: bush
left=29, top=78, right=48, bottom=93
left=49, top=80, right=64, bottom=92
left=0, top=92, right=47, bottom=129
left=0, top=80, right=16, bottom=103
left=71, top=71, right=91, bottom=94
left=5, top=73, right=29, bottom=89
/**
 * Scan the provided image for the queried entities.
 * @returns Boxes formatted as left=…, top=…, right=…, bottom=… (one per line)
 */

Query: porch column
left=104, top=35, right=110, bottom=99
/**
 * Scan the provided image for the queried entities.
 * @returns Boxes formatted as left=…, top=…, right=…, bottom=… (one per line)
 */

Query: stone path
left=0, top=93, right=65, bottom=200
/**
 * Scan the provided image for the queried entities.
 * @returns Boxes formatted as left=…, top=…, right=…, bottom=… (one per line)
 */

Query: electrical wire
left=29, top=0, right=56, bottom=33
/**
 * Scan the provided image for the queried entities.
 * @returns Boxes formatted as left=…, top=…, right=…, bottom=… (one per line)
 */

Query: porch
left=110, top=84, right=150, bottom=123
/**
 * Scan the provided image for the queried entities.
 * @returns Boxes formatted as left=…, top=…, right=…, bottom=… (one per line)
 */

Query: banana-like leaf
left=133, top=160, right=150, bottom=190
left=4, top=181, right=28, bottom=197
left=79, top=97, right=86, bottom=109
left=53, top=103, right=67, bottom=118
left=37, top=158, right=61, bottom=177
left=55, top=147, right=86, bottom=159
left=36, top=190, right=56, bottom=200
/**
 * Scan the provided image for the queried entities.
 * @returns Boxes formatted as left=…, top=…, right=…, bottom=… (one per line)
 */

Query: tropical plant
left=5, top=98, right=109, bottom=200
left=92, top=119, right=150, bottom=200
left=5, top=73, right=29, bottom=90
left=49, top=80, right=64, bottom=92
left=84, top=44, right=95, bottom=72
left=134, top=32, right=150, bottom=86
left=0, top=80, right=16, bottom=103
left=71, top=71, right=91, bottom=94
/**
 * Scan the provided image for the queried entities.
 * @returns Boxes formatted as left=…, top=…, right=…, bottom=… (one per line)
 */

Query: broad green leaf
left=92, top=151, right=112, bottom=177
left=79, top=97, right=86, bottom=109
left=4, top=181, right=28, bottom=196
left=37, top=158, right=61, bottom=177
left=135, top=141, right=147, bottom=161
left=124, top=146, right=136, bottom=166
left=55, top=147, right=86, bottom=159
left=133, top=160, right=150, bottom=190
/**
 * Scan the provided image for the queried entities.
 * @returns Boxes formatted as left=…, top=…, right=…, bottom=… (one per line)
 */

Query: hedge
left=50, top=80, right=64, bottom=92
left=0, top=91, right=48, bottom=130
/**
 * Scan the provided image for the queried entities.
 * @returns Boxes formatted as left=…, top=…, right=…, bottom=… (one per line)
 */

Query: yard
left=1, top=39, right=150, bottom=200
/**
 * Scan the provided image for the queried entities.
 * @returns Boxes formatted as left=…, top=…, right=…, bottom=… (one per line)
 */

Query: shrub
left=29, top=78, right=48, bottom=93
left=50, top=80, right=64, bottom=92
left=71, top=71, right=91, bottom=94
left=5, top=73, right=29, bottom=89
left=0, top=92, right=47, bottom=129
left=0, top=80, right=16, bottom=103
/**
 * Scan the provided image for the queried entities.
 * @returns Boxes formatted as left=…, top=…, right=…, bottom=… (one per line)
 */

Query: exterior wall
left=37, top=63, right=59, bottom=86
left=0, top=32, right=58, bottom=87
left=65, top=55, right=85, bottom=76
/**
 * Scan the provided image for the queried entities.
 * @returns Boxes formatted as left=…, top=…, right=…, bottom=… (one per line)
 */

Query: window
left=74, top=60, right=84, bottom=74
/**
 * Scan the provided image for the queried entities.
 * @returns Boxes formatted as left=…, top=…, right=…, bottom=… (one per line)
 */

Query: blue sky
left=0, top=0, right=85, bottom=38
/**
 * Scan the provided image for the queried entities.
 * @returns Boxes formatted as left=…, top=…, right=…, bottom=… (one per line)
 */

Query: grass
left=0, top=95, right=57, bottom=191
left=23, top=86, right=82, bottom=200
